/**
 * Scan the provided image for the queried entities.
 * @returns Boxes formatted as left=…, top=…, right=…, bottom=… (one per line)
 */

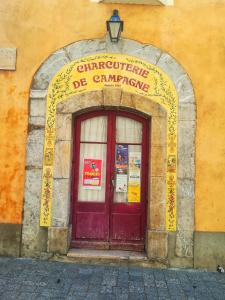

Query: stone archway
left=51, top=90, right=167, bottom=258
left=22, top=37, right=195, bottom=268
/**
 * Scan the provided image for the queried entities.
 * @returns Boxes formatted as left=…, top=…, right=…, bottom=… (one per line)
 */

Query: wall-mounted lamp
left=106, top=10, right=124, bottom=43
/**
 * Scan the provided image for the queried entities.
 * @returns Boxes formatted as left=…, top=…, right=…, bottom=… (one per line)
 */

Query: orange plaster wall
left=0, top=0, right=225, bottom=231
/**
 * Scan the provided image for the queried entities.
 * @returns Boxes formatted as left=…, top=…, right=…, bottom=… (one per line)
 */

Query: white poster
left=128, top=152, right=141, bottom=183
left=116, top=174, right=128, bottom=192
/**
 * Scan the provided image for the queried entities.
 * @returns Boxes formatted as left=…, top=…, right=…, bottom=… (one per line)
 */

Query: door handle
left=111, top=179, right=115, bottom=189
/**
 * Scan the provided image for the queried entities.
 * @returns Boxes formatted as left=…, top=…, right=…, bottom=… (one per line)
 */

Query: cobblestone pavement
left=0, top=257, right=225, bottom=300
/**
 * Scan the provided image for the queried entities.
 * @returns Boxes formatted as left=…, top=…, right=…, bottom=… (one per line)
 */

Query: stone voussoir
left=103, top=87, right=122, bottom=106
left=179, top=102, right=196, bottom=121
left=176, top=74, right=195, bottom=104
left=65, top=39, right=107, bottom=61
left=32, top=49, right=70, bottom=90
left=157, top=52, right=186, bottom=84
left=134, top=44, right=162, bottom=65
left=123, top=40, right=163, bottom=65
left=57, top=90, right=103, bottom=114
left=121, top=39, right=146, bottom=56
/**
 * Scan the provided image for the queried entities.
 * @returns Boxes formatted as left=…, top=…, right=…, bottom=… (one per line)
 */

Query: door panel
left=111, top=214, right=141, bottom=241
left=71, top=110, right=149, bottom=251
left=76, top=212, right=108, bottom=240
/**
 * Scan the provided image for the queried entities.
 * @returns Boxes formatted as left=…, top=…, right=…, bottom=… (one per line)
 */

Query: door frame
left=70, top=108, right=150, bottom=251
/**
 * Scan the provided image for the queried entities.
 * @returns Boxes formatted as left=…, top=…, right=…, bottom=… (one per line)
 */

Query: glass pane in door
left=114, top=117, right=142, bottom=203
left=78, top=143, right=107, bottom=202
left=116, top=116, right=142, bottom=143
left=78, top=116, right=107, bottom=202
left=80, top=116, right=107, bottom=142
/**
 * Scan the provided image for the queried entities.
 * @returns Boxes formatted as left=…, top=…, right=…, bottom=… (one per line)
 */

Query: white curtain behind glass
left=116, top=116, right=142, bottom=144
left=81, top=116, right=107, bottom=142
left=78, top=116, right=107, bottom=202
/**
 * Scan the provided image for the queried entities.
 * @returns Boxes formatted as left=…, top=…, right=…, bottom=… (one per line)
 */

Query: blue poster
left=116, top=144, right=128, bottom=174
left=116, top=144, right=128, bottom=192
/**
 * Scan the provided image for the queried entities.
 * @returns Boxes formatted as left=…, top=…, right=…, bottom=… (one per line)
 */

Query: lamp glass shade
left=107, top=21, right=123, bottom=42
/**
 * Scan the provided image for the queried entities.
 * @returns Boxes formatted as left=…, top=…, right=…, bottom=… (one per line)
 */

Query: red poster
left=83, top=159, right=102, bottom=190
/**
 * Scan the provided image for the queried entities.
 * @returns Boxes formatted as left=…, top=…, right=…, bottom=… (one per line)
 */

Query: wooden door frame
left=70, top=108, right=149, bottom=250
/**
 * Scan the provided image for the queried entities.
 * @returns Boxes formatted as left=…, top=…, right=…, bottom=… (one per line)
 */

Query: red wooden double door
left=71, top=110, right=149, bottom=251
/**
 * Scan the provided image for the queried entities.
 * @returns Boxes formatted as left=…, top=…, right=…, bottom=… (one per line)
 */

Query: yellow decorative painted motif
left=40, top=53, right=178, bottom=231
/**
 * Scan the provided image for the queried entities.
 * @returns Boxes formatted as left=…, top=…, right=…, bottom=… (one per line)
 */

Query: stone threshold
left=51, top=249, right=167, bottom=268
left=68, top=249, right=147, bottom=260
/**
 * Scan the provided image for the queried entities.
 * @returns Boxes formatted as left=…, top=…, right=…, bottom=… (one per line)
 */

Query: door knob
left=111, top=179, right=115, bottom=188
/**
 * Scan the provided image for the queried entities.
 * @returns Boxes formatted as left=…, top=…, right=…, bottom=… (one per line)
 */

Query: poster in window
left=128, top=184, right=141, bottom=203
left=115, top=144, right=128, bottom=192
left=128, top=152, right=141, bottom=202
left=83, top=159, right=102, bottom=190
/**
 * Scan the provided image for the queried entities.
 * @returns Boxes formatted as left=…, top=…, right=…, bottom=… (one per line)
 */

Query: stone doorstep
left=50, top=249, right=167, bottom=268
left=67, top=249, right=147, bottom=261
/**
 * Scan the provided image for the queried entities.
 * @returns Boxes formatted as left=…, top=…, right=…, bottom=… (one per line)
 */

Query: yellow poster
left=128, top=185, right=140, bottom=203
left=128, top=152, right=141, bottom=203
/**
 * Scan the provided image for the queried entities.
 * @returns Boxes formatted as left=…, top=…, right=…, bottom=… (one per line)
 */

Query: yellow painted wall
left=0, top=0, right=225, bottom=231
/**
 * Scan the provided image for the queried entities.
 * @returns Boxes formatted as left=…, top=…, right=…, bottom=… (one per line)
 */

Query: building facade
left=0, top=0, right=225, bottom=270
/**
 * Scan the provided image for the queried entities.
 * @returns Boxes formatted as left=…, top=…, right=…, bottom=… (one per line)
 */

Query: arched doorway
left=71, top=109, right=149, bottom=251
left=22, top=38, right=196, bottom=268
